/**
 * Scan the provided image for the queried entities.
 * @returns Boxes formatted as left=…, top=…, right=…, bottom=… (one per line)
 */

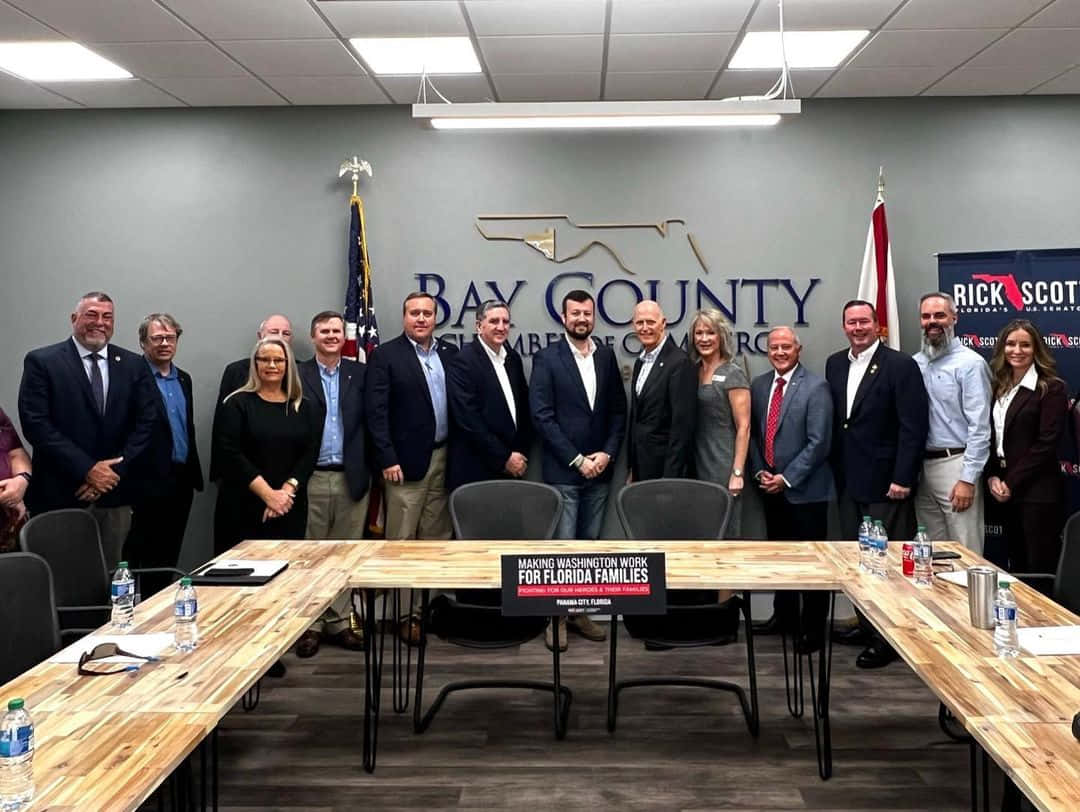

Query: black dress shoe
left=796, top=634, right=824, bottom=655
left=856, top=641, right=898, bottom=669
left=832, top=624, right=871, bottom=646
left=752, top=614, right=785, bottom=635
left=267, top=659, right=287, bottom=678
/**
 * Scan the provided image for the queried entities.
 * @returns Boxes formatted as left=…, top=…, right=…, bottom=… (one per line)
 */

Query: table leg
left=362, top=588, right=386, bottom=773
left=808, top=591, right=834, bottom=780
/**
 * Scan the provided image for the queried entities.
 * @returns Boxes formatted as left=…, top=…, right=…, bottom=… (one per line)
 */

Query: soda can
left=902, top=542, right=915, bottom=577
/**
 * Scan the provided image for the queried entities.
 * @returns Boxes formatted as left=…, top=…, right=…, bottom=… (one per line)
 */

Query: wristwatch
left=732, top=468, right=743, bottom=477
left=16, top=472, right=31, bottom=483
left=284, top=477, right=299, bottom=489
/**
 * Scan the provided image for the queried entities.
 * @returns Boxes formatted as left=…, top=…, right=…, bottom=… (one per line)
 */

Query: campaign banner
left=501, top=552, right=666, bottom=617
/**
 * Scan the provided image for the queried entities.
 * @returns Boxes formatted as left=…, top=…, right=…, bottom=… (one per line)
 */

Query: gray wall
left=2, top=97, right=1079, bottom=566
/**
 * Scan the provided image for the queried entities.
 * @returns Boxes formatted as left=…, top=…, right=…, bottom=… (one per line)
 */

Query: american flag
left=343, top=196, right=379, bottom=361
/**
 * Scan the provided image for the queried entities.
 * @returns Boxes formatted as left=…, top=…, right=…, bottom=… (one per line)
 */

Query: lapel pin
left=114, top=355, right=120, bottom=362
left=869, top=364, right=877, bottom=375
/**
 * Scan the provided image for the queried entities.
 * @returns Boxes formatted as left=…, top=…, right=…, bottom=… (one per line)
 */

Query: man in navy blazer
left=366, top=291, right=457, bottom=541
left=750, top=326, right=834, bottom=651
left=18, top=291, right=161, bottom=569
left=825, top=299, right=929, bottom=668
left=446, top=300, right=532, bottom=492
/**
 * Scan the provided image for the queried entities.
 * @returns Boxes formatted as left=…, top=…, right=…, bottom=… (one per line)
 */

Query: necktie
left=764, top=376, right=786, bottom=468
left=88, top=353, right=105, bottom=415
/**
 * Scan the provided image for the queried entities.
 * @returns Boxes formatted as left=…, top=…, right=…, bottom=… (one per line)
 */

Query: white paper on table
left=1017, top=626, right=1080, bottom=656
left=936, top=570, right=1017, bottom=588
left=198, top=559, right=288, bottom=577
left=48, top=632, right=176, bottom=664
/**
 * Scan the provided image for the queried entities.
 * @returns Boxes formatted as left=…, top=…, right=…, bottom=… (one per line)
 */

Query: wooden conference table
left=1, top=540, right=1077, bottom=810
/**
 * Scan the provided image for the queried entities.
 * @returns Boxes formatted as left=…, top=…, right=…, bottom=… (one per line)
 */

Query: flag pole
left=877, top=165, right=885, bottom=197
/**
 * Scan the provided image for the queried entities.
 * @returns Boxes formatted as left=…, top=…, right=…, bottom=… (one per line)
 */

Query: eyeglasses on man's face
left=148, top=334, right=177, bottom=345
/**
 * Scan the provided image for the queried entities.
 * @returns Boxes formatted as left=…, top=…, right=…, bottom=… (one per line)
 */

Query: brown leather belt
left=925, top=447, right=965, bottom=460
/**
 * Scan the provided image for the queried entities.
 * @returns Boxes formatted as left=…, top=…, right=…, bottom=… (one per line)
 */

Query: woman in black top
left=215, top=337, right=321, bottom=553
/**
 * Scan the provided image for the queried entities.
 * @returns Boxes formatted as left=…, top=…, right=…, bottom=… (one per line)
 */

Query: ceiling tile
left=604, top=70, right=715, bottom=99
left=747, top=0, right=897, bottom=31
left=381, top=73, right=493, bottom=103
left=37, top=78, right=184, bottom=106
left=708, top=68, right=832, bottom=98
left=0, top=2, right=65, bottom=40
left=611, top=0, right=749, bottom=34
left=159, top=0, right=331, bottom=39
left=887, top=0, right=1049, bottom=30
left=317, top=1, right=465, bottom=38
left=1028, top=65, right=1080, bottom=93
left=264, top=75, right=387, bottom=104
left=479, top=35, right=602, bottom=74
left=817, top=66, right=946, bottom=96
left=465, top=0, right=605, bottom=36
left=87, top=42, right=247, bottom=79
left=849, top=29, right=1007, bottom=68
left=493, top=72, right=600, bottom=101
left=923, top=65, right=1064, bottom=95
left=0, top=71, right=78, bottom=106
left=152, top=75, right=287, bottom=105
left=1025, top=0, right=1080, bottom=28
left=8, top=0, right=199, bottom=41
left=219, top=39, right=364, bottom=77
left=607, top=33, right=736, bottom=72
left=966, top=28, right=1080, bottom=69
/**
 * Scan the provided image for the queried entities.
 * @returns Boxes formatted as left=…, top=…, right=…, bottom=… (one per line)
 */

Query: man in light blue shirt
left=913, top=292, right=992, bottom=553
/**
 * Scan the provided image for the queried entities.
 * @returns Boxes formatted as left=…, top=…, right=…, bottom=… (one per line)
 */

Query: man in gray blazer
left=749, top=326, right=834, bottom=652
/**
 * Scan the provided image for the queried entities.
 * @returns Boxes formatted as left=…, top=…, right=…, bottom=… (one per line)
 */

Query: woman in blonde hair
left=689, top=308, right=750, bottom=536
left=215, top=337, right=321, bottom=553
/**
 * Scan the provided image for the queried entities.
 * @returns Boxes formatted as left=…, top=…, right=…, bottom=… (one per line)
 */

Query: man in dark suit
left=18, top=291, right=161, bottom=569
left=749, top=327, right=834, bottom=651
left=294, top=310, right=370, bottom=658
left=825, top=300, right=929, bottom=668
left=446, top=300, right=532, bottom=492
left=627, top=300, right=697, bottom=481
left=125, top=313, right=203, bottom=597
left=531, top=289, right=627, bottom=650
left=366, top=292, right=457, bottom=541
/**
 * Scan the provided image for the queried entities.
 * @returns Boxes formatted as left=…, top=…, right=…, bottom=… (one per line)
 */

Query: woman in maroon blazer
left=985, top=319, right=1068, bottom=573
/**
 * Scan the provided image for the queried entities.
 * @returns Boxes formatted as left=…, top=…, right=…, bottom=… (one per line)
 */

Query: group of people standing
left=0, top=286, right=1073, bottom=672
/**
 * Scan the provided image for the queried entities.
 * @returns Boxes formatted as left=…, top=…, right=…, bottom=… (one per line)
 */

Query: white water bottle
left=173, top=577, right=199, bottom=653
left=993, top=581, right=1020, bottom=657
left=0, top=698, right=34, bottom=811
left=111, top=561, right=135, bottom=631
left=857, top=515, right=872, bottom=571
left=913, top=526, right=933, bottom=587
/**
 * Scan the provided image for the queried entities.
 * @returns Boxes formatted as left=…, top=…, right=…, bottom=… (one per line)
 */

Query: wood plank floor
left=207, top=626, right=993, bottom=811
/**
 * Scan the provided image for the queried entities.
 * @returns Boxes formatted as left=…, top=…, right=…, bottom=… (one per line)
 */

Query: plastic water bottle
left=870, top=520, right=889, bottom=578
left=913, top=526, right=933, bottom=588
left=111, top=561, right=135, bottom=631
left=173, top=577, right=199, bottom=653
left=857, top=515, right=872, bottom=571
left=0, top=698, right=34, bottom=811
left=993, top=581, right=1020, bottom=657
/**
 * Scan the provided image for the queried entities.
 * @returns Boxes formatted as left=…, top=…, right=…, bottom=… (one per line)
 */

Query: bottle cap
left=180, top=577, right=192, bottom=587
left=917, top=525, right=926, bottom=532
left=999, top=580, right=1011, bottom=589
left=117, top=561, right=128, bottom=569
left=7, top=698, right=24, bottom=711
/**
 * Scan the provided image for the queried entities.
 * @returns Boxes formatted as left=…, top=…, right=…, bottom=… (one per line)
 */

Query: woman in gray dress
left=689, top=308, right=750, bottom=537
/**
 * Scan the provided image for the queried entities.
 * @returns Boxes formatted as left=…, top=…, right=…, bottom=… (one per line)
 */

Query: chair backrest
left=616, top=479, right=733, bottom=540
left=19, top=509, right=110, bottom=610
left=1055, top=510, right=1080, bottom=615
left=450, top=480, right=563, bottom=541
left=0, top=553, right=62, bottom=683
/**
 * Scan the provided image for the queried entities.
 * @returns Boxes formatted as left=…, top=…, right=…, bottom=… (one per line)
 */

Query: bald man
left=627, top=300, right=697, bottom=481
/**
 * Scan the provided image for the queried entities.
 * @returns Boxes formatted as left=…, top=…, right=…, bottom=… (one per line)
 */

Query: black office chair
left=1013, top=509, right=1080, bottom=614
left=610, top=478, right=758, bottom=737
left=413, top=480, right=571, bottom=739
left=19, top=508, right=184, bottom=639
left=0, top=552, right=62, bottom=684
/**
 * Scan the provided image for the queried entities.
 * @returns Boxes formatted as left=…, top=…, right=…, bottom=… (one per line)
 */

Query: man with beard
left=530, top=289, right=626, bottom=650
left=913, top=292, right=992, bottom=554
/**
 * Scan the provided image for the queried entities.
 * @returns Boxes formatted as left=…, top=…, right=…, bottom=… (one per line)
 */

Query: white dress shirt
left=635, top=341, right=663, bottom=396
left=72, top=335, right=110, bottom=404
left=760, top=364, right=798, bottom=487
left=479, top=337, right=517, bottom=427
left=845, top=339, right=879, bottom=419
left=565, top=334, right=597, bottom=410
left=992, top=364, right=1038, bottom=459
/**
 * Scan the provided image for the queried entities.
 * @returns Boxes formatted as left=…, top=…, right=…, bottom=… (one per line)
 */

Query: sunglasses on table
left=77, top=642, right=159, bottom=676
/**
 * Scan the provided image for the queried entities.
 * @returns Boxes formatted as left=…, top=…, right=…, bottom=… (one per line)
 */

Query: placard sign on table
left=501, top=552, right=666, bottom=616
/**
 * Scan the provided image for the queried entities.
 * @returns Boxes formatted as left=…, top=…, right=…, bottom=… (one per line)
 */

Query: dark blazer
left=530, top=337, right=627, bottom=485
left=366, top=333, right=458, bottom=482
left=18, top=339, right=160, bottom=513
left=209, top=357, right=249, bottom=483
left=627, top=335, right=697, bottom=481
left=986, top=377, right=1067, bottom=503
left=298, top=357, right=371, bottom=501
left=145, top=364, right=204, bottom=492
left=446, top=338, right=533, bottom=491
left=749, top=364, right=834, bottom=504
left=825, top=343, right=929, bottom=504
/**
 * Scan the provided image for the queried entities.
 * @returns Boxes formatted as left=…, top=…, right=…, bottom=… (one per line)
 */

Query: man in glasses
left=125, top=313, right=204, bottom=597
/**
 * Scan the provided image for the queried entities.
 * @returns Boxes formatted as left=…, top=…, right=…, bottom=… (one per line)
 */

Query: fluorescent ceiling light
left=729, top=30, right=869, bottom=69
left=0, top=41, right=132, bottom=81
left=415, top=100, right=799, bottom=130
left=350, top=37, right=480, bottom=75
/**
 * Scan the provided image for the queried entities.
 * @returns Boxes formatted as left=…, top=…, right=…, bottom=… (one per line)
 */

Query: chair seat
left=623, top=595, right=742, bottom=647
left=427, top=593, right=548, bottom=648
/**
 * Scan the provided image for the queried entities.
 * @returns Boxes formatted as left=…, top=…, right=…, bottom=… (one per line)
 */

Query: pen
left=175, top=671, right=189, bottom=681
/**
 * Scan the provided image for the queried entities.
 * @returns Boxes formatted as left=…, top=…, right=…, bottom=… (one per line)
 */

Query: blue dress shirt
left=409, top=337, right=448, bottom=444
left=317, top=360, right=344, bottom=466
left=148, top=360, right=188, bottom=464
